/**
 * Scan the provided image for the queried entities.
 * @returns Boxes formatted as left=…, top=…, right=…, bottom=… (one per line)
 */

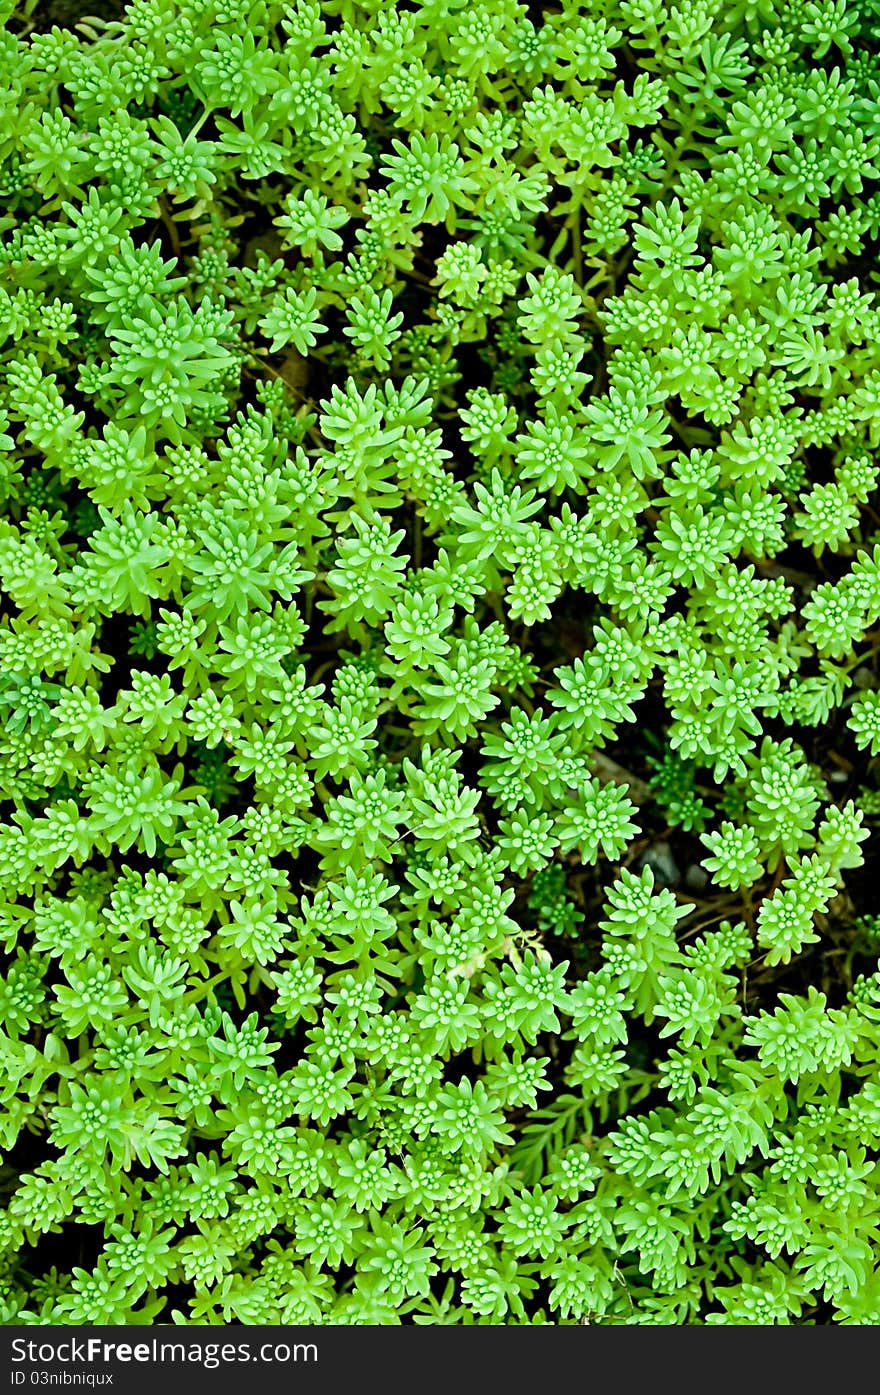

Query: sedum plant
left=0, top=0, right=879, bottom=1327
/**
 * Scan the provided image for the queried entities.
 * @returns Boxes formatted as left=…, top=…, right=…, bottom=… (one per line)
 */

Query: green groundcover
left=1, top=0, right=880, bottom=1325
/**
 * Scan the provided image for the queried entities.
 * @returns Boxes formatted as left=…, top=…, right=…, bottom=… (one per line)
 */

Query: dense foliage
left=2, top=0, right=880, bottom=1325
